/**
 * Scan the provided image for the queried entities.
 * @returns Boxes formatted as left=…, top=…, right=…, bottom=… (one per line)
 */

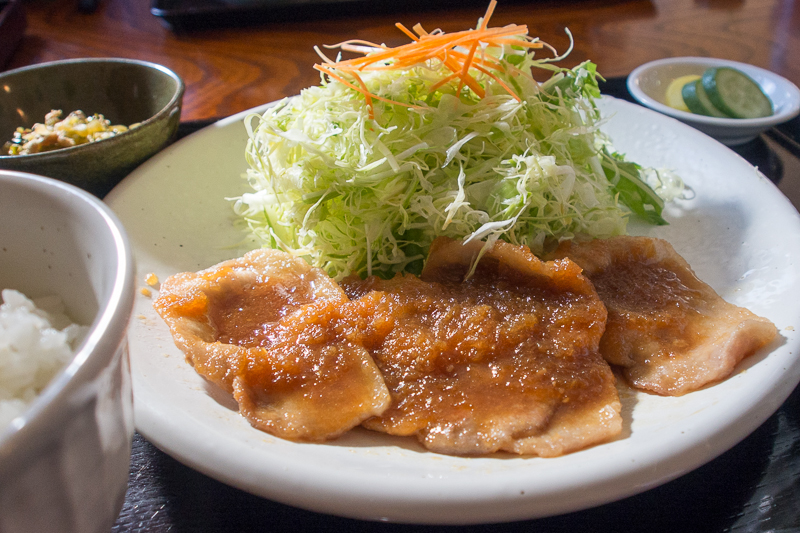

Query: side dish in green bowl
left=0, top=58, right=184, bottom=196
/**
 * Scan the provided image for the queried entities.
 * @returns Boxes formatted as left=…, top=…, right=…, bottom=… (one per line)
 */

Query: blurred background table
left=7, top=0, right=799, bottom=122
left=4, top=0, right=799, bottom=531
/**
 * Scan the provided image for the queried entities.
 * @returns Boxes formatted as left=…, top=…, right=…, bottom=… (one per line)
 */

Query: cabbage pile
left=233, top=45, right=681, bottom=279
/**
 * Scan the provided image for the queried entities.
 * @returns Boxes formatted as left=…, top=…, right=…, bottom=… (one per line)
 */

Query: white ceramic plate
left=105, top=97, right=800, bottom=525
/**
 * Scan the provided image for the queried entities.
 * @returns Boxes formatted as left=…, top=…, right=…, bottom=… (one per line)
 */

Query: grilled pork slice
left=153, top=249, right=391, bottom=441
left=342, top=237, right=621, bottom=457
left=549, top=236, right=778, bottom=396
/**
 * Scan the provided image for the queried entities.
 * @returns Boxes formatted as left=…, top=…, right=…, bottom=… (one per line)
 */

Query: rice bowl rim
left=0, top=170, right=136, bottom=456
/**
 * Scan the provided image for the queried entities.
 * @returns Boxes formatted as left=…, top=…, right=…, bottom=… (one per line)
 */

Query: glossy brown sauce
left=155, top=237, right=776, bottom=447
left=233, top=301, right=359, bottom=392
left=201, top=267, right=323, bottom=347
left=591, top=261, right=700, bottom=359
left=203, top=261, right=609, bottom=412
left=153, top=250, right=391, bottom=442
left=339, top=244, right=616, bottom=454
left=591, top=262, right=701, bottom=312
left=172, top=243, right=617, bottom=454
left=550, top=236, right=777, bottom=395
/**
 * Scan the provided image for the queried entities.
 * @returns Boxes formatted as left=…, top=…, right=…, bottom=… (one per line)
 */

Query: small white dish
left=627, top=57, right=800, bottom=146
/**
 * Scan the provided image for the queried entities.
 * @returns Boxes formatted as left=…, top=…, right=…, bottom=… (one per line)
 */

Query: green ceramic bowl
left=0, top=58, right=184, bottom=197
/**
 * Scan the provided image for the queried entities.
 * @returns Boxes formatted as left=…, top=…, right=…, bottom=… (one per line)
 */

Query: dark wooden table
left=5, top=0, right=800, bottom=531
left=8, top=0, right=800, bottom=121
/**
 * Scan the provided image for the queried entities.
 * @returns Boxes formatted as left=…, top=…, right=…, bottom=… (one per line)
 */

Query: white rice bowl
left=0, top=289, right=88, bottom=429
left=0, top=170, right=135, bottom=533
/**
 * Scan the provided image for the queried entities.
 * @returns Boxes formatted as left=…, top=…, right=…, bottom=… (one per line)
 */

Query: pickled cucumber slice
left=681, top=79, right=730, bottom=118
left=701, top=67, right=773, bottom=119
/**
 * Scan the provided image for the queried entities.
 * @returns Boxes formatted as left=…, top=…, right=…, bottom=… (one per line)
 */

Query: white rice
left=0, top=289, right=89, bottom=431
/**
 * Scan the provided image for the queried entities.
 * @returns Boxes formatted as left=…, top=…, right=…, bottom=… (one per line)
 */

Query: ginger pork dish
left=153, top=2, right=777, bottom=457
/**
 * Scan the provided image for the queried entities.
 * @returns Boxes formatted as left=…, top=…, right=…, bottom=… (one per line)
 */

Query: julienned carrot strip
left=313, top=65, right=425, bottom=112
left=428, top=72, right=461, bottom=92
left=395, top=23, right=418, bottom=41
left=457, top=0, right=497, bottom=92
left=348, top=70, right=374, bottom=119
left=490, top=38, right=545, bottom=48
left=313, top=1, right=546, bottom=114
left=480, top=0, right=497, bottom=29
left=397, top=27, right=529, bottom=60
left=412, top=23, right=428, bottom=37
left=451, top=0, right=496, bottom=92
left=458, top=41, right=480, bottom=96
left=470, top=62, right=522, bottom=101
left=329, top=31, right=526, bottom=72
left=446, top=58, right=485, bottom=97
left=447, top=48, right=505, bottom=72
left=330, top=25, right=529, bottom=71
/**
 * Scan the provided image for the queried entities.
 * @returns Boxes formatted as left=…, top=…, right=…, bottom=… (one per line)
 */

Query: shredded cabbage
left=233, top=46, right=682, bottom=280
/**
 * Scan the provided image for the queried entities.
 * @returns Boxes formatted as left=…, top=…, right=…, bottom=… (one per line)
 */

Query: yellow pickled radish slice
left=665, top=74, right=701, bottom=111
